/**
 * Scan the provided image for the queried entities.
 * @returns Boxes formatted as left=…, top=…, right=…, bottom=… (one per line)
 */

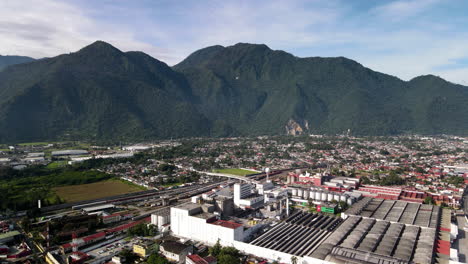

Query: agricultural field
left=53, top=179, right=144, bottom=203
left=212, top=168, right=258, bottom=176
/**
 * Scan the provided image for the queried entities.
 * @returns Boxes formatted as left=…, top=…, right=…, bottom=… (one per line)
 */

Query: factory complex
left=158, top=174, right=453, bottom=264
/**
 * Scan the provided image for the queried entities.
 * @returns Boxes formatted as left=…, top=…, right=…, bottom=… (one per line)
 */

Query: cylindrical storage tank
left=291, top=188, right=298, bottom=196
left=347, top=197, right=353, bottom=205
left=321, top=192, right=327, bottom=201
left=340, top=195, right=347, bottom=202
left=315, top=191, right=321, bottom=200
left=303, top=190, right=309, bottom=199
left=328, top=193, right=334, bottom=201
left=310, top=191, right=316, bottom=200
left=334, top=193, right=340, bottom=201
left=297, top=189, right=304, bottom=198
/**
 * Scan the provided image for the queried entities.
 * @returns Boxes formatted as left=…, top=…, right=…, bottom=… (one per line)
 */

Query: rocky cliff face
left=285, top=119, right=309, bottom=135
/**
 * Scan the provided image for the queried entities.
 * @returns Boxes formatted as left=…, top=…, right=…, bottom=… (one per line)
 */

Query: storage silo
left=291, top=188, right=298, bottom=196
left=321, top=192, right=327, bottom=201
left=327, top=193, right=334, bottom=201
left=303, top=190, right=309, bottom=199
left=310, top=190, right=316, bottom=201
left=333, top=193, right=340, bottom=201
left=340, top=194, right=347, bottom=202
left=315, top=191, right=321, bottom=200
left=347, top=197, right=353, bottom=206
left=297, top=189, right=304, bottom=198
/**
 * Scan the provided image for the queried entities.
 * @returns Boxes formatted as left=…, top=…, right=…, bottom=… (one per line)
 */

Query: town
left=0, top=134, right=467, bottom=264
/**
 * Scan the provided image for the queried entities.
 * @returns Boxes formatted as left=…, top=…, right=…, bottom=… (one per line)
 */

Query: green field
left=46, top=161, right=69, bottom=169
left=18, top=142, right=52, bottom=146
left=212, top=168, right=258, bottom=176
left=53, top=179, right=144, bottom=203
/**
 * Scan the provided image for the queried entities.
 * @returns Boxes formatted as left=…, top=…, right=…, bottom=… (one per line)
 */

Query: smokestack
left=38, top=200, right=41, bottom=209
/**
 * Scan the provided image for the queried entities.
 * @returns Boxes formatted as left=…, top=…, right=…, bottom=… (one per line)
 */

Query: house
left=160, top=241, right=193, bottom=264
left=186, top=254, right=217, bottom=264
left=133, top=240, right=155, bottom=258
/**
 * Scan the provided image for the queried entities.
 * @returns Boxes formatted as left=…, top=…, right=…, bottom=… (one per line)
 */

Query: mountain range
left=0, top=41, right=467, bottom=143
left=0, top=55, right=35, bottom=71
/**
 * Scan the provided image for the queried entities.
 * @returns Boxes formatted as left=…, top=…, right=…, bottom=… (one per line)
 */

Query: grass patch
left=162, top=182, right=183, bottom=188
left=53, top=179, right=142, bottom=203
left=18, top=142, right=51, bottom=146
left=46, top=161, right=69, bottom=169
left=118, top=179, right=147, bottom=191
left=212, top=168, right=258, bottom=176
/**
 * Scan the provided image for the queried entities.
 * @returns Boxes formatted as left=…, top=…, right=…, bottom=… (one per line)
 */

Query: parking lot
left=84, top=236, right=134, bottom=258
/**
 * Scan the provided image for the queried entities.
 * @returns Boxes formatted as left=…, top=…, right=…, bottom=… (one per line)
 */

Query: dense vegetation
left=209, top=240, right=242, bottom=264
left=0, top=41, right=467, bottom=143
left=0, top=164, right=113, bottom=211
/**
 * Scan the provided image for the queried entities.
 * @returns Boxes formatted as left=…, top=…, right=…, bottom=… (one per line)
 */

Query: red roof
left=103, top=213, right=121, bottom=219
left=82, top=232, right=106, bottom=242
left=187, top=254, right=208, bottom=264
left=105, top=217, right=150, bottom=233
left=209, top=220, right=242, bottom=229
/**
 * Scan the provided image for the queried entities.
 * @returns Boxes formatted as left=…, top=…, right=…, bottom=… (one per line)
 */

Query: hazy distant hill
left=0, top=55, right=35, bottom=71
left=0, top=41, right=467, bottom=143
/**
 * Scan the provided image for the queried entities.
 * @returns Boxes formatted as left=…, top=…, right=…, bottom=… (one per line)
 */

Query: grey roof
left=51, top=149, right=88, bottom=156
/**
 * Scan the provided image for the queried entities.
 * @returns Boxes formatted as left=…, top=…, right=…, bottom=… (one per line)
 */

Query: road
left=454, top=216, right=467, bottom=263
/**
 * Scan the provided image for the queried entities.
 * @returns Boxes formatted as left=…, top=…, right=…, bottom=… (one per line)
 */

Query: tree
left=218, top=254, right=240, bottom=264
left=291, top=256, right=298, bottom=264
left=424, top=196, right=435, bottom=205
left=20, top=217, right=30, bottom=233
left=119, top=249, right=139, bottom=264
left=360, top=176, right=371, bottom=184
left=209, top=239, right=222, bottom=257
left=219, top=247, right=240, bottom=258
left=148, top=253, right=170, bottom=264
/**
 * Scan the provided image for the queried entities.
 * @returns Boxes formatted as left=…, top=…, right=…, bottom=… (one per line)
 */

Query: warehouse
left=344, top=197, right=440, bottom=228
left=249, top=211, right=342, bottom=257
left=310, top=216, right=437, bottom=264
left=51, top=149, right=88, bottom=157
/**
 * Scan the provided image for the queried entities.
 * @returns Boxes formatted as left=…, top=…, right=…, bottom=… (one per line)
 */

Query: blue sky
left=1, top=0, right=468, bottom=85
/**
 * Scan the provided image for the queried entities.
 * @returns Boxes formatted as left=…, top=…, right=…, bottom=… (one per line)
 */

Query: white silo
left=347, top=197, right=353, bottom=205
left=310, top=190, right=316, bottom=201
left=303, top=190, right=309, bottom=199
left=297, top=189, right=304, bottom=198
left=340, top=194, right=347, bottom=202
left=292, top=188, right=298, bottom=196
left=327, top=193, right=334, bottom=201
left=333, top=193, right=340, bottom=201
left=315, top=191, right=321, bottom=200
left=321, top=192, right=327, bottom=201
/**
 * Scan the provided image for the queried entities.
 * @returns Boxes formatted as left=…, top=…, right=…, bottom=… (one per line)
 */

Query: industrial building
left=344, top=197, right=440, bottom=228
left=250, top=211, right=342, bottom=257
left=171, top=203, right=245, bottom=245
left=289, top=186, right=361, bottom=206
left=310, top=216, right=437, bottom=264
left=233, top=183, right=264, bottom=209
left=151, top=207, right=171, bottom=228
left=51, top=149, right=88, bottom=157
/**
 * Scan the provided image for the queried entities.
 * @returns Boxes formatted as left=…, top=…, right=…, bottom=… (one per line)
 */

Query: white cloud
left=0, top=0, right=174, bottom=61
left=370, top=0, right=439, bottom=21
left=1, top=0, right=468, bottom=85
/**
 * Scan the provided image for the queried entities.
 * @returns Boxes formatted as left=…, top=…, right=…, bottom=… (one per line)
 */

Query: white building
left=171, top=203, right=244, bottom=245
left=234, top=183, right=264, bottom=209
